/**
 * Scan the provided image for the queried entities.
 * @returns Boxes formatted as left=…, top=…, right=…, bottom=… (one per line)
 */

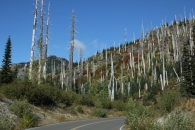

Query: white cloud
left=92, top=39, right=98, bottom=48
left=74, top=39, right=85, bottom=51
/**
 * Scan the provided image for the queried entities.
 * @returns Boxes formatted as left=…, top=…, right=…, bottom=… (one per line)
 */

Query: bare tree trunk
left=121, top=66, right=124, bottom=95
left=105, top=46, right=108, bottom=83
left=43, top=2, right=50, bottom=81
left=73, top=69, right=76, bottom=90
left=80, top=49, right=83, bottom=77
left=38, top=0, right=44, bottom=84
left=86, top=62, right=88, bottom=82
left=69, top=10, right=75, bottom=90
left=29, top=0, right=38, bottom=80
left=142, top=50, right=145, bottom=75
left=124, top=28, right=127, bottom=52
left=111, top=53, right=114, bottom=101
left=60, top=60, right=64, bottom=89
left=128, top=82, right=130, bottom=95
left=138, top=50, right=140, bottom=75
left=52, top=60, right=55, bottom=79
left=160, top=74, right=164, bottom=91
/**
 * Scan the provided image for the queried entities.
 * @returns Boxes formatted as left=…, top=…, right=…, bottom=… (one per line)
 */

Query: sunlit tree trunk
left=38, top=0, right=44, bottom=84
left=69, top=10, right=76, bottom=90
left=29, top=0, right=38, bottom=80
left=43, top=2, right=50, bottom=81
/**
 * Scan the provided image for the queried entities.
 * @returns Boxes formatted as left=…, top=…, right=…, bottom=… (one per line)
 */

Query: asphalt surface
left=27, top=116, right=125, bottom=130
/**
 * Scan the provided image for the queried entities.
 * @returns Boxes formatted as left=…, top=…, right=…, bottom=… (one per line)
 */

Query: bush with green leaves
left=20, top=109, right=38, bottom=129
left=69, top=106, right=77, bottom=115
left=163, top=111, right=195, bottom=130
left=77, top=106, right=84, bottom=114
left=125, top=98, right=154, bottom=130
left=152, top=111, right=195, bottom=130
left=0, top=116, right=15, bottom=130
left=94, top=99, right=103, bottom=108
left=9, top=100, right=32, bottom=118
left=59, top=91, right=78, bottom=106
left=1, top=81, right=80, bottom=107
left=76, top=94, right=95, bottom=107
left=1, top=81, right=31, bottom=100
left=26, top=85, right=55, bottom=106
left=158, top=89, right=181, bottom=113
left=9, top=100, right=37, bottom=129
left=92, top=108, right=107, bottom=118
left=100, top=98, right=112, bottom=109
left=112, top=100, right=126, bottom=111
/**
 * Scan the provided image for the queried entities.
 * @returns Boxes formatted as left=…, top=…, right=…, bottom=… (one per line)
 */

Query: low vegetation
left=0, top=116, right=15, bottom=130
left=125, top=87, right=195, bottom=130
left=0, top=80, right=126, bottom=129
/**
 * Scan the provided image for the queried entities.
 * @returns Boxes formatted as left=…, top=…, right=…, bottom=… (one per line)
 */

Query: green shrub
left=66, top=91, right=78, bottom=104
left=69, top=106, right=77, bottom=115
left=0, top=116, right=15, bottom=130
left=94, top=99, right=103, bottom=108
left=92, top=108, right=107, bottom=118
left=9, top=100, right=32, bottom=118
left=26, top=85, right=55, bottom=106
left=100, top=98, right=112, bottom=109
left=1, top=82, right=31, bottom=100
left=158, top=89, right=181, bottom=113
left=60, top=91, right=76, bottom=106
left=9, top=100, right=38, bottom=129
left=163, top=111, right=195, bottom=130
left=112, top=100, right=126, bottom=111
left=152, top=111, right=195, bottom=130
left=20, top=109, right=38, bottom=129
left=125, top=98, right=154, bottom=130
left=77, top=106, right=84, bottom=114
left=77, top=94, right=95, bottom=106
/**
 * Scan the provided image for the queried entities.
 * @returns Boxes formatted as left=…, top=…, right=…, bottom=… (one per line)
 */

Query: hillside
left=9, top=55, right=68, bottom=79
left=1, top=14, right=195, bottom=130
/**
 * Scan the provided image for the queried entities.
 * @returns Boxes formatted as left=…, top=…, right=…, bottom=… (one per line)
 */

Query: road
left=27, top=116, right=125, bottom=130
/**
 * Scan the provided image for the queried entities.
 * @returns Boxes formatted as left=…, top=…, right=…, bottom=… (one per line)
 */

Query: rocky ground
left=0, top=99, right=18, bottom=125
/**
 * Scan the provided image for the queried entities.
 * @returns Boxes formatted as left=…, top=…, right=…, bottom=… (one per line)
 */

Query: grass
left=181, top=98, right=195, bottom=112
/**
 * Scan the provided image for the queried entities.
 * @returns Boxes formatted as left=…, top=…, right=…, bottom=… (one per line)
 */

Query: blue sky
left=0, top=0, right=195, bottom=66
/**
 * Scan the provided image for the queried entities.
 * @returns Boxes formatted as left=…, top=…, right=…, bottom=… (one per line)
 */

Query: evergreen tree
left=0, top=71, right=1, bottom=85
left=0, top=36, right=13, bottom=84
left=181, top=39, right=195, bottom=97
left=193, top=25, right=195, bottom=43
left=189, top=25, right=195, bottom=97
left=13, top=65, right=18, bottom=80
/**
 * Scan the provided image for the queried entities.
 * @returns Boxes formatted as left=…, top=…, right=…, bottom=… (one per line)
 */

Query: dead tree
left=29, top=0, right=39, bottom=80
left=38, top=0, right=44, bottom=84
left=124, top=28, right=127, bottom=51
left=69, top=10, right=76, bottom=90
left=79, top=48, right=83, bottom=83
left=43, top=2, right=50, bottom=81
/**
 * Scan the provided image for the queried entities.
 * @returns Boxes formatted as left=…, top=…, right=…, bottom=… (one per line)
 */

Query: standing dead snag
left=69, top=10, right=76, bottom=90
left=79, top=48, right=83, bottom=85
left=43, top=2, right=50, bottom=81
left=124, top=28, right=127, bottom=52
left=38, top=0, right=44, bottom=84
left=29, top=0, right=39, bottom=80
left=79, top=49, right=83, bottom=76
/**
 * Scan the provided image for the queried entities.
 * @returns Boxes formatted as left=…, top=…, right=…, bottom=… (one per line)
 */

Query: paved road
left=27, top=116, right=125, bottom=130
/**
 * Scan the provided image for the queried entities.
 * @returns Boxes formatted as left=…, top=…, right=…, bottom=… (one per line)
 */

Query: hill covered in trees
left=1, top=4, right=195, bottom=129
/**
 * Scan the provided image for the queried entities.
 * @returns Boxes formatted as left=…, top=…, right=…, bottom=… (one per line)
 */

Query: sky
left=0, top=0, right=195, bottom=66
